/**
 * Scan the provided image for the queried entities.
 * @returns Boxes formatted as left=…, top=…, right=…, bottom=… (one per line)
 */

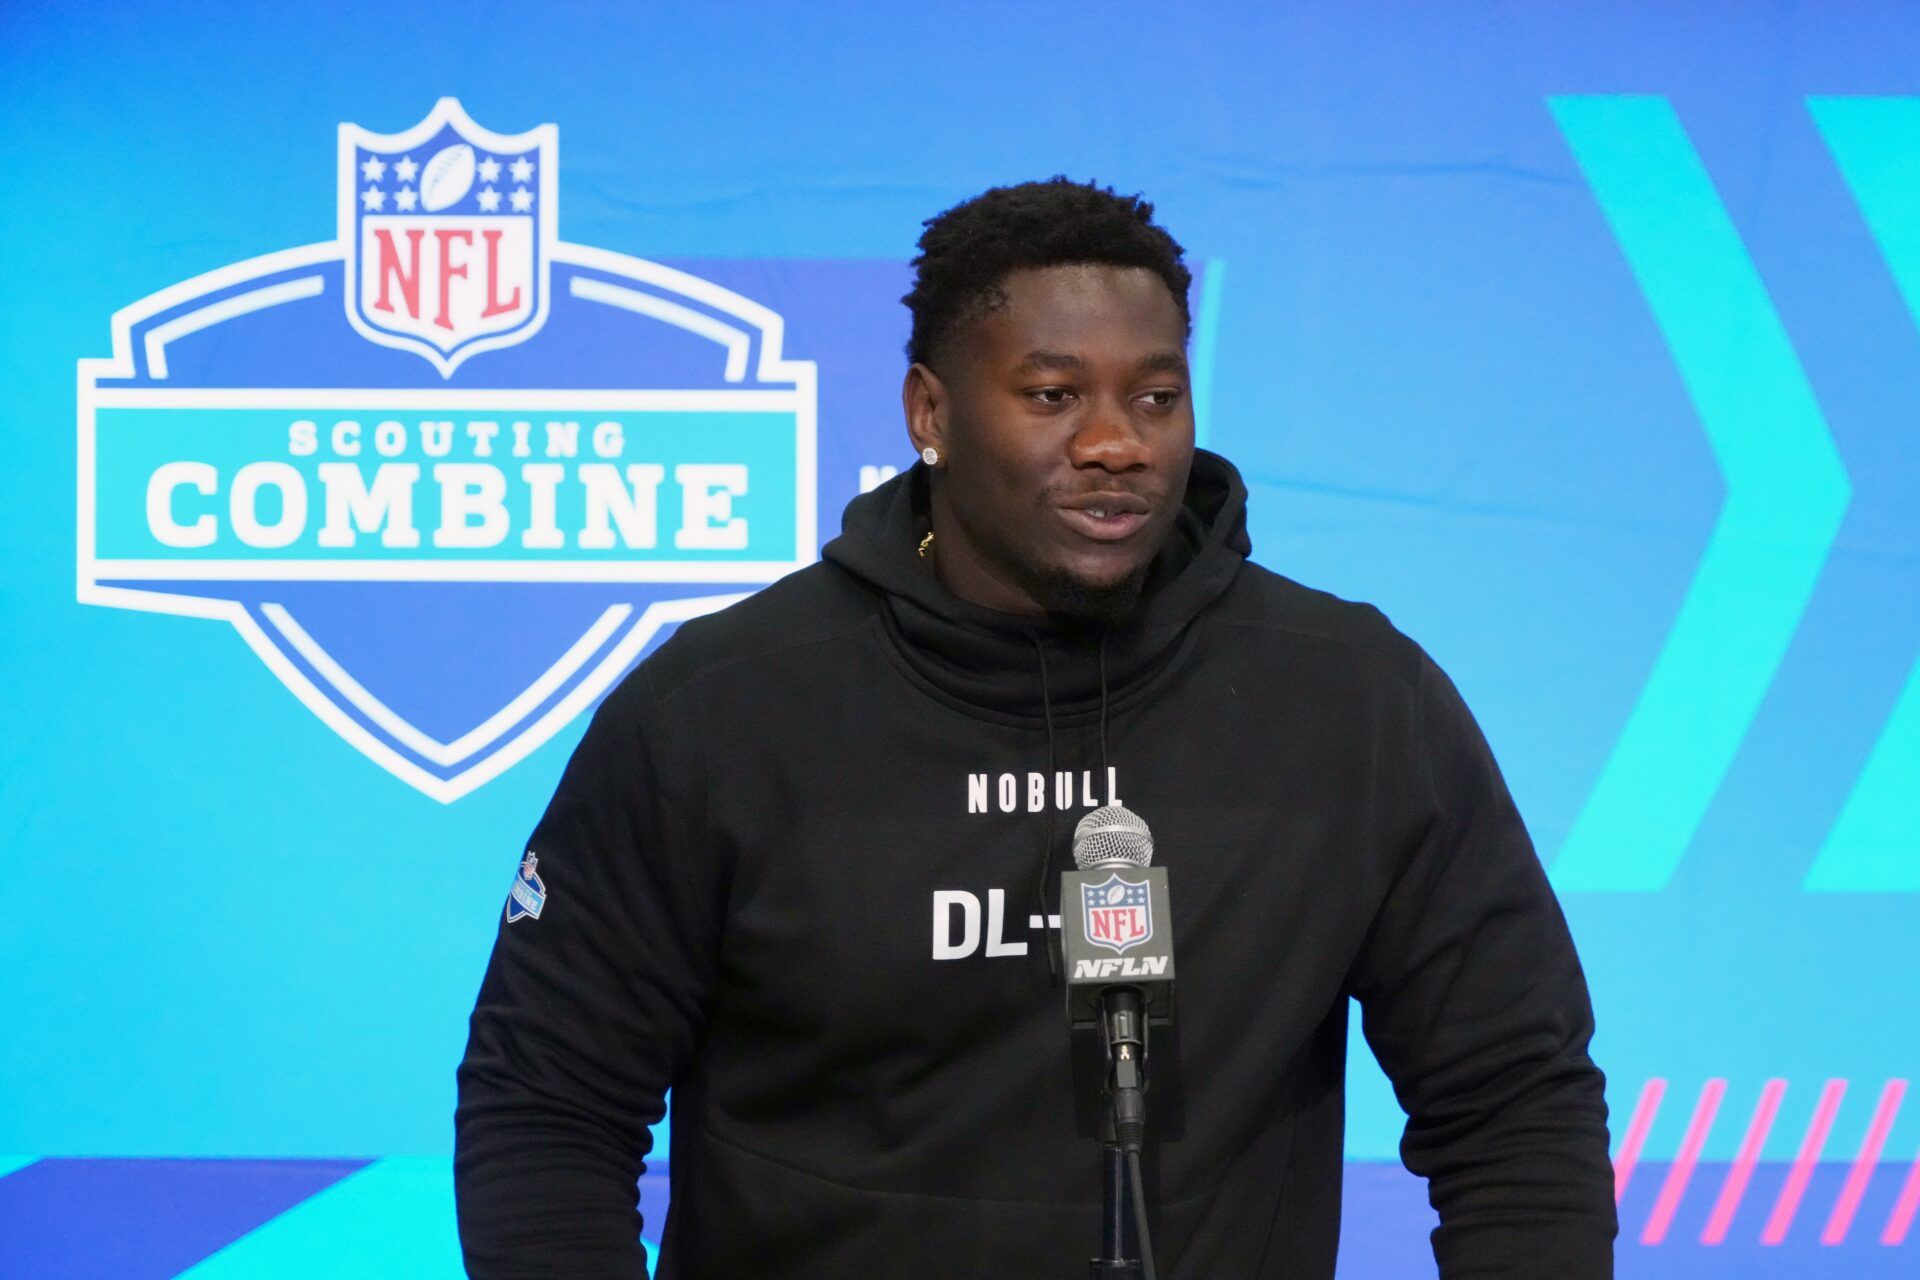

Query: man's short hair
left=902, top=176, right=1193, bottom=370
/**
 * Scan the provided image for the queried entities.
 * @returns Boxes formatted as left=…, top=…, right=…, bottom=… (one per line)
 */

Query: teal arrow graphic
left=1193, top=258, right=1226, bottom=451
left=1548, top=96, right=1852, bottom=892
left=1803, top=97, right=1920, bottom=892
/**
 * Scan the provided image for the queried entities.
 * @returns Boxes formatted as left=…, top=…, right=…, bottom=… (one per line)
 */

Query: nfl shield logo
left=1081, top=872, right=1153, bottom=955
left=340, top=99, right=555, bottom=376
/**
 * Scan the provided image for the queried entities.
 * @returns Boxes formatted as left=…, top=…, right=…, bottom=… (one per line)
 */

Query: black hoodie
left=455, top=450, right=1616, bottom=1278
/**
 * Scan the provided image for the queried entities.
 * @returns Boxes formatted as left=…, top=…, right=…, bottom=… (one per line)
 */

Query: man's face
left=908, top=264, right=1195, bottom=622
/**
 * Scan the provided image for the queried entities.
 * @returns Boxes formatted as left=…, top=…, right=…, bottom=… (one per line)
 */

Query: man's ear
left=903, top=361, right=949, bottom=459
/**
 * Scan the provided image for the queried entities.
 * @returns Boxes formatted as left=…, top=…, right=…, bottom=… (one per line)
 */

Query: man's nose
left=1069, top=398, right=1150, bottom=470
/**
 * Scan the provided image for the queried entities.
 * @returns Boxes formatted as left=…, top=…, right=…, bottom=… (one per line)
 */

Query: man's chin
left=1032, top=565, right=1147, bottom=627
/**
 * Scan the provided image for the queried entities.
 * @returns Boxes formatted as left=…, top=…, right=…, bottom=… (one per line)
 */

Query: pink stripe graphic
left=1823, top=1079, right=1906, bottom=1245
left=1884, top=1152, right=1920, bottom=1246
left=1762, top=1078, right=1847, bottom=1246
left=1642, top=1079, right=1725, bottom=1244
left=1614, top=1078, right=1666, bottom=1203
left=1701, top=1078, right=1787, bottom=1245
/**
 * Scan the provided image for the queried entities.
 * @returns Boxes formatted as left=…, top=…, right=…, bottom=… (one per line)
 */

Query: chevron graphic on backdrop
left=1547, top=96, right=1853, bottom=893
left=1802, top=98, right=1920, bottom=893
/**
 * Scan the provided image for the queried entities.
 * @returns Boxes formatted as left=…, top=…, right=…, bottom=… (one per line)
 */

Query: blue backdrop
left=3, top=2, right=1918, bottom=1275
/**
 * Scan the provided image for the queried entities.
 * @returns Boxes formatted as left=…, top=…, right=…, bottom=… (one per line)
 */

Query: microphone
left=1061, top=805, right=1176, bottom=1159
left=1062, top=805, right=1176, bottom=1029
left=1073, top=804, right=1154, bottom=870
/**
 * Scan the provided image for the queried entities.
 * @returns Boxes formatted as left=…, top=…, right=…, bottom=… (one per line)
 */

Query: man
left=456, top=178, right=1615, bottom=1277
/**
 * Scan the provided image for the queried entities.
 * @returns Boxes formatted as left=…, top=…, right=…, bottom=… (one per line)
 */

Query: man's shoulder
left=635, top=560, right=879, bottom=702
left=1210, top=560, right=1425, bottom=691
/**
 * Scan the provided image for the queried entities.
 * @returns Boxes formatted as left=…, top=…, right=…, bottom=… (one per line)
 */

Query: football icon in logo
left=420, top=142, right=476, bottom=211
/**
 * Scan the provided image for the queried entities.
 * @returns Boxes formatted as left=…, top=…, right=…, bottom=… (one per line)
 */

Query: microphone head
left=1072, top=804, right=1154, bottom=870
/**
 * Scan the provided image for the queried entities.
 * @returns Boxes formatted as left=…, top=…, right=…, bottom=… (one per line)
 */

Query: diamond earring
left=921, top=446, right=941, bottom=466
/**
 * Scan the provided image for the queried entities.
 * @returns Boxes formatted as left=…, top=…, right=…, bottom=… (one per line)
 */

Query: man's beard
left=1030, top=562, right=1149, bottom=627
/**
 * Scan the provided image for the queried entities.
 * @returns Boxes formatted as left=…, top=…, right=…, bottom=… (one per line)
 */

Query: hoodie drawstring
left=1098, top=630, right=1111, bottom=785
left=1030, top=629, right=1115, bottom=985
left=1031, top=632, right=1062, bottom=982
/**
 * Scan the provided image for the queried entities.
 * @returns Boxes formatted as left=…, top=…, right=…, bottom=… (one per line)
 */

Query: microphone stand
left=1090, top=988, right=1150, bottom=1279
left=1059, top=812, right=1170, bottom=1280
left=1093, top=1142, right=1138, bottom=1278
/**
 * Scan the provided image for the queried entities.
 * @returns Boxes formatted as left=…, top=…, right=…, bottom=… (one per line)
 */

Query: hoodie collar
left=822, top=449, right=1251, bottom=720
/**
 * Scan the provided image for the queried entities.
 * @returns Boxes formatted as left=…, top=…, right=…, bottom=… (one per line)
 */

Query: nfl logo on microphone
left=1081, top=873, right=1154, bottom=955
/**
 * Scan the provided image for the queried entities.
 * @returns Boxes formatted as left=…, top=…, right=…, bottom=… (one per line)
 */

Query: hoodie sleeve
left=1348, top=651, right=1616, bottom=1278
left=455, top=666, right=721, bottom=1278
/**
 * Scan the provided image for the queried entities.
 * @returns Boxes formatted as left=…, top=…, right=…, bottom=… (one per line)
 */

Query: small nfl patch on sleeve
left=506, top=850, right=546, bottom=923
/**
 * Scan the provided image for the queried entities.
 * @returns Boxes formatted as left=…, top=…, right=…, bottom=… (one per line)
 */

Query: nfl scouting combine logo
left=506, top=851, right=546, bottom=923
left=77, top=100, right=818, bottom=802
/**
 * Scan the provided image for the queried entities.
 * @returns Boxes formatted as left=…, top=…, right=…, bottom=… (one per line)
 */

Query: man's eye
left=1029, top=387, right=1074, bottom=405
left=1139, top=388, right=1184, bottom=407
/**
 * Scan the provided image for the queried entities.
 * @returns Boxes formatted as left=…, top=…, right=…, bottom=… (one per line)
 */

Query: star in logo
left=393, top=155, right=419, bottom=183
left=359, top=155, right=386, bottom=182
left=509, top=186, right=533, bottom=212
left=361, top=186, right=386, bottom=211
left=509, top=155, right=534, bottom=183
left=477, top=186, right=501, bottom=212
left=394, top=186, right=418, bottom=211
left=478, top=155, right=502, bottom=184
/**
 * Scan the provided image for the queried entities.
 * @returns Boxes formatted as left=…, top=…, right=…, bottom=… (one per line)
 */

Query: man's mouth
left=1059, top=494, right=1151, bottom=542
